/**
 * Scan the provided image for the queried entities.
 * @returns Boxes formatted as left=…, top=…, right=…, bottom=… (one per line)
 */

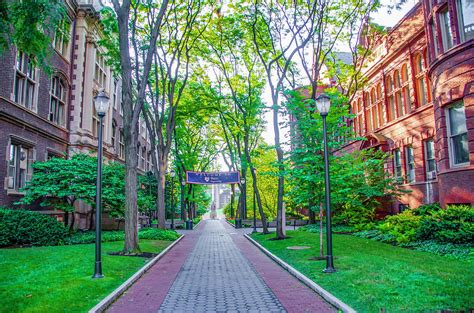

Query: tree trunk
left=250, top=167, right=269, bottom=233
left=155, top=159, right=167, bottom=229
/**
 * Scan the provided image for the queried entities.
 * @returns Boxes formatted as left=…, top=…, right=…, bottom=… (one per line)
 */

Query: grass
left=251, top=231, right=474, bottom=312
left=0, top=240, right=173, bottom=313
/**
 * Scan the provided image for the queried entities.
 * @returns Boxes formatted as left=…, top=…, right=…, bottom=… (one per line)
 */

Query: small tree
left=18, top=154, right=132, bottom=230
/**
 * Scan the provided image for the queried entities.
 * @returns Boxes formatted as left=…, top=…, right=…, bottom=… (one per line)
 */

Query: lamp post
left=315, top=93, right=336, bottom=273
left=93, top=90, right=110, bottom=279
left=252, top=168, right=257, bottom=234
left=181, top=180, right=186, bottom=220
left=170, top=170, right=175, bottom=230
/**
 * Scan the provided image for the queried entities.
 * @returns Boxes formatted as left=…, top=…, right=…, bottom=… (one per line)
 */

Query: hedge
left=0, top=208, right=67, bottom=247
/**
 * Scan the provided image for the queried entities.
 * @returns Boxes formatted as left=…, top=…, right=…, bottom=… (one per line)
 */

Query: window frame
left=49, top=76, right=67, bottom=127
left=446, top=102, right=470, bottom=167
left=405, top=145, right=415, bottom=183
left=393, top=149, right=402, bottom=179
left=439, top=7, right=454, bottom=52
left=6, top=141, right=35, bottom=191
left=456, top=0, right=474, bottom=43
left=424, top=139, right=437, bottom=180
left=13, top=52, right=38, bottom=112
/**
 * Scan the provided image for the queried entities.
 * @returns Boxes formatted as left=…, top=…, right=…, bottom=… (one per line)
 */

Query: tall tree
left=100, top=0, right=169, bottom=253
left=143, top=0, right=213, bottom=229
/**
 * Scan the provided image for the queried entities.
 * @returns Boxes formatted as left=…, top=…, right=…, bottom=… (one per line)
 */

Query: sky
left=260, top=0, right=419, bottom=145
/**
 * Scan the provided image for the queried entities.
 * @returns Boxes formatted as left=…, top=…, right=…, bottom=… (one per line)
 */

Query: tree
left=199, top=8, right=270, bottom=232
left=0, top=0, right=66, bottom=68
left=142, top=0, right=213, bottom=229
left=99, top=0, right=169, bottom=253
left=18, top=154, right=127, bottom=231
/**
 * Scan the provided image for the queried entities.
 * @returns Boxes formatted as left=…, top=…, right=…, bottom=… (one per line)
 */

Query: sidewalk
left=106, top=218, right=335, bottom=313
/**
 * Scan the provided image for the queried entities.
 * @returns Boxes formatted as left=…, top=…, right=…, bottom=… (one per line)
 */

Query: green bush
left=334, top=204, right=376, bottom=231
left=378, top=210, right=422, bottom=244
left=417, top=205, right=474, bottom=244
left=64, top=228, right=180, bottom=245
left=413, top=203, right=442, bottom=217
left=0, top=208, right=67, bottom=247
left=400, top=240, right=473, bottom=260
left=139, top=228, right=180, bottom=241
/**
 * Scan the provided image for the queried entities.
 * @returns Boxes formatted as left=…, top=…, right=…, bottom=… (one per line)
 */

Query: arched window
left=414, top=53, right=428, bottom=106
left=111, top=119, right=117, bottom=149
left=370, top=88, right=378, bottom=130
left=49, top=75, right=67, bottom=127
left=376, top=83, right=384, bottom=126
left=386, top=75, right=395, bottom=122
left=394, top=70, right=404, bottom=118
left=365, top=92, right=372, bottom=132
left=353, top=98, right=364, bottom=136
left=401, top=64, right=411, bottom=114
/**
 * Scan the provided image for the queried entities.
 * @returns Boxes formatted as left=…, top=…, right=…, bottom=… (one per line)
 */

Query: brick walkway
left=107, top=219, right=335, bottom=313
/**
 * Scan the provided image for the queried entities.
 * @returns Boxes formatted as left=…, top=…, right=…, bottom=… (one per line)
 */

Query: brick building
left=0, top=0, right=151, bottom=224
left=339, top=0, right=473, bottom=211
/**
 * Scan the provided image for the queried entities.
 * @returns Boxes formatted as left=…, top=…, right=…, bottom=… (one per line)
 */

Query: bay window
left=447, top=102, right=469, bottom=166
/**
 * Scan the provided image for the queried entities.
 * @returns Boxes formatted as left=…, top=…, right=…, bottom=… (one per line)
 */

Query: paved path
left=107, top=218, right=335, bottom=313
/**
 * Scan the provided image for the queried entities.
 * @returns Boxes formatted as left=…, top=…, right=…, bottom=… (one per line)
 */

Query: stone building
left=339, top=0, right=473, bottom=211
left=0, top=0, right=152, bottom=224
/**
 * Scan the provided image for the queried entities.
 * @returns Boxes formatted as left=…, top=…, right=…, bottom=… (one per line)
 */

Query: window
left=447, top=103, right=469, bottom=166
left=424, top=139, right=437, bottom=179
left=439, top=8, right=454, bottom=51
left=414, top=53, right=428, bottom=106
left=456, top=0, right=474, bottom=42
left=7, top=143, right=34, bottom=190
left=394, top=70, right=404, bottom=118
left=49, top=76, right=67, bottom=126
left=111, top=120, right=117, bottom=148
left=53, top=19, right=71, bottom=57
left=386, top=75, right=395, bottom=122
left=119, top=130, right=125, bottom=159
left=146, top=152, right=152, bottom=171
left=401, top=65, right=411, bottom=114
left=112, top=79, right=118, bottom=110
left=92, top=106, right=101, bottom=137
left=94, top=52, right=107, bottom=88
left=352, top=98, right=364, bottom=136
left=376, top=83, right=384, bottom=126
left=431, top=21, right=439, bottom=57
left=393, top=149, right=402, bottom=178
left=13, top=52, right=37, bottom=111
left=365, top=92, right=373, bottom=132
left=140, top=148, right=146, bottom=170
left=405, top=146, right=415, bottom=183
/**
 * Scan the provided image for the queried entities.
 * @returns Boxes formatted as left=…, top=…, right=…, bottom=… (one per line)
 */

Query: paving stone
left=158, top=220, right=286, bottom=313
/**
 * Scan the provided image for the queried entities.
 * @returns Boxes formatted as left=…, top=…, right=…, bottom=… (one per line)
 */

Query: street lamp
left=316, top=93, right=336, bottom=273
left=170, top=170, right=175, bottom=230
left=93, top=90, right=110, bottom=279
left=252, top=168, right=257, bottom=234
left=181, top=180, right=186, bottom=220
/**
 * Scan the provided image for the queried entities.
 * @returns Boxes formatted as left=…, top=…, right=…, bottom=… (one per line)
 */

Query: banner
left=186, top=171, right=240, bottom=185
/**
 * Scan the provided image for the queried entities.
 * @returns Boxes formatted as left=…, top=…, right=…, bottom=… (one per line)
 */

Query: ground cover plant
left=0, top=240, right=172, bottom=312
left=64, top=228, right=180, bottom=245
left=251, top=230, right=474, bottom=312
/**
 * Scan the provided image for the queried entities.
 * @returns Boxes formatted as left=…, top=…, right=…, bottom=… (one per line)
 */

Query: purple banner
left=186, top=171, right=240, bottom=185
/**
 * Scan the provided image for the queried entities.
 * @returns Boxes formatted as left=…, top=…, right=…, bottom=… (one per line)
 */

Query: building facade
left=339, top=0, right=473, bottom=211
left=0, top=0, right=152, bottom=224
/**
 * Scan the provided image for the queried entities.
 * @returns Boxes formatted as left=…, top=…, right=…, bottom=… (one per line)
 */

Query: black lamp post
left=170, top=169, right=175, bottom=230
left=252, top=168, right=257, bottom=234
left=181, top=180, right=186, bottom=220
left=316, top=93, right=336, bottom=273
left=93, top=90, right=110, bottom=279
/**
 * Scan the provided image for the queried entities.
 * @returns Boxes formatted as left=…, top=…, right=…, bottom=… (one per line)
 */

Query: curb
left=244, top=234, right=356, bottom=313
left=225, top=219, right=236, bottom=228
left=88, top=235, right=185, bottom=313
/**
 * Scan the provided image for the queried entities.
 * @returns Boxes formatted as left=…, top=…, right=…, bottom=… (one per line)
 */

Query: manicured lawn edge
left=225, top=218, right=236, bottom=228
left=89, top=235, right=185, bottom=313
left=244, top=234, right=355, bottom=313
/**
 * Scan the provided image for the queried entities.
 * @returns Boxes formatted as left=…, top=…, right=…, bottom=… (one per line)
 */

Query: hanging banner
left=186, top=171, right=240, bottom=185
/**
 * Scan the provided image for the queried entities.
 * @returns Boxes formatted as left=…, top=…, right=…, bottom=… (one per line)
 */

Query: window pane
left=458, top=0, right=474, bottom=42
left=452, top=133, right=470, bottom=164
left=440, top=10, right=454, bottom=51
left=449, top=104, right=468, bottom=135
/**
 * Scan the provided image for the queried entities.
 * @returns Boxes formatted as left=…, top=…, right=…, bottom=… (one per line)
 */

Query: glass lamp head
left=315, top=93, right=331, bottom=115
left=94, top=90, right=110, bottom=116
left=170, top=170, right=176, bottom=178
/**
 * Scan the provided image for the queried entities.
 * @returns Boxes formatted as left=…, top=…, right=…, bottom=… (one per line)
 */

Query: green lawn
left=251, top=231, right=474, bottom=312
left=0, top=240, right=172, bottom=313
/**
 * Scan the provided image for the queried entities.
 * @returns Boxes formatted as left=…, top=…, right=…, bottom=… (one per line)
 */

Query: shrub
left=413, top=203, right=442, bottom=217
left=139, top=228, right=180, bottom=241
left=417, top=205, right=474, bottom=244
left=353, top=229, right=397, bottom=243
left=0, top=208, right=67, bottom=247
left=64, top=228, right=180, bottom=245
left=400, top=240, right=473, bottom=260
left=334, top=204, right=376, bottom=231
left=378, top=210, right=422, bottom=244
